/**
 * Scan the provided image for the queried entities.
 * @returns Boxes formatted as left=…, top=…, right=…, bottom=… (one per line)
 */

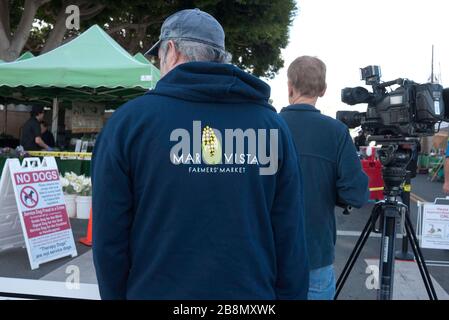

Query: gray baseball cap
left=145, top=8, right=225, bottom=57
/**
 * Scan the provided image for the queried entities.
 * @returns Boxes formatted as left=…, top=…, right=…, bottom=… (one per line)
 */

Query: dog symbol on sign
left=20, top=186, right=39, bottom=209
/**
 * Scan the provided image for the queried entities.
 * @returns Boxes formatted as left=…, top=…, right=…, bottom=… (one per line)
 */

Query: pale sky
left=266, top=0, right=449, bottom=117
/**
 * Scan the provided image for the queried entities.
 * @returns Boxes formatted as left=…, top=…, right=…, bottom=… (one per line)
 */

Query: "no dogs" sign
left=0, top=157, right=77, bottom=269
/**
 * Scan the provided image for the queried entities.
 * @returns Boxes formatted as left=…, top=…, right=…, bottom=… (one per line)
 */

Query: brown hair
left=287, top=56, right=326, bottom=98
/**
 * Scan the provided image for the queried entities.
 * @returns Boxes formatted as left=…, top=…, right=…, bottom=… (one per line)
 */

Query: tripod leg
left=335, top=205, right=381, bottom=299
left=404, top=212, right=438, bottom=300
left=396, top=172, right=414, bottom=261
left=378, top=207, right=398, bottom=300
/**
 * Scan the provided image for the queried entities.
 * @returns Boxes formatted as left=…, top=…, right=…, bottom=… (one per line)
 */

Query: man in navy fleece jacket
left=280, top=56, right=369, bottom=300
left=91, top=9, right=309, bottom=300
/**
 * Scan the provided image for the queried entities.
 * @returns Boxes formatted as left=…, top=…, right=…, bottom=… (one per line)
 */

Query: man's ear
left=165, top=41, right=177, bottom=65
left=166, top=40, right=186, bottom=68
left=319, top=84, right=327, bottom=97
left=288, top=81, right=294, bottom=98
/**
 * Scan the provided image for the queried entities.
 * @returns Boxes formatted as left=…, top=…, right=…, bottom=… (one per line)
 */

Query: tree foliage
left=0, top=0, right=297, bottom=78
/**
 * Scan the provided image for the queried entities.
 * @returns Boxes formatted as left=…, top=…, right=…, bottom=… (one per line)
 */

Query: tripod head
left=368, top=136, right=419, bottom=198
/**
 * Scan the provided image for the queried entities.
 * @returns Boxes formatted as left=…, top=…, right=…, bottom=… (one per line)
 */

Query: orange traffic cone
left=79, top=208, right=92, bottom=246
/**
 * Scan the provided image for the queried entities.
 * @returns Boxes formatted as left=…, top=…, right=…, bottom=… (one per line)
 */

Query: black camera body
left=337, top=66, right=449, bottom=137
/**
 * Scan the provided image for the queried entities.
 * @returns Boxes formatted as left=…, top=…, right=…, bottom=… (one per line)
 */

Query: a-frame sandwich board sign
left=0, top=157, right=77, bottom=270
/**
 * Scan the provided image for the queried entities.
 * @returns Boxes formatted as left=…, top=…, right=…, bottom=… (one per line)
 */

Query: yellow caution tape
left=28, top=151, right=92, bottom=159
left=370, top=185, right=412, bottom=192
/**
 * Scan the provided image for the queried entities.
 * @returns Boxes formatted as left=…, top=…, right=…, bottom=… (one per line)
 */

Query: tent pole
left=0, top=99, right=5, bottom=135
left=2, top=103, right=7, bottom=136
left=52, top=98, right=59, bottom=145
left=4, top=104, right=7, bottom=136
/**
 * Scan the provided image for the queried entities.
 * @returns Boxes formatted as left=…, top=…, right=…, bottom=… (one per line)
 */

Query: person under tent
left=20, top=105, right=53, bottom=151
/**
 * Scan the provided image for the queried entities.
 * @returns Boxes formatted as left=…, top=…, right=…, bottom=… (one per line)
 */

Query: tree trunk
left=0, top=28, right=10, bottom=60
left=0, top=0, right=11, bottom=39
left=0, top=0, right=11, bottom=58
left=41, top=5, right=70, bottom=54
left=0, top=0, right=50, bottom=61
left=7, top=0, right=40, bottom=60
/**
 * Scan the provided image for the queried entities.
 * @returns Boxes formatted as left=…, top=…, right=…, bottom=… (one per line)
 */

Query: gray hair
left=160, top=39, right=232, bottom=64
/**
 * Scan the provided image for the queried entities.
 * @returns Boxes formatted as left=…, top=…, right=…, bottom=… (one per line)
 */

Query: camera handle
left=377, top=78, right=405, bottom=89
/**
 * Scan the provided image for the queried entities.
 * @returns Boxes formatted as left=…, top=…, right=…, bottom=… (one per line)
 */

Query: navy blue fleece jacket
left=91, top=62, right=309, bottom=299
left=280, top=104, right=369, bottom=270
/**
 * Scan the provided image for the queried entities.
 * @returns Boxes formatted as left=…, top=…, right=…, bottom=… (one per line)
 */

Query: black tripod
left=335, top=139, right=438, bottom=300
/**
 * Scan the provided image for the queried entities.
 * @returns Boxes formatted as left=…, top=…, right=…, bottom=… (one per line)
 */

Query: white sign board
left=420, top=203, right=449, bottom=249
left=0, top=157, right=77, bottom=269
left=71, top=102, right=105, bottom=133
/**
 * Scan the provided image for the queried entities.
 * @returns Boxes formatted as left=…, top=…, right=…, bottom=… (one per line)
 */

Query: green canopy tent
left=133, top=53, right=161, bottom=78
left=0, top=51, right=34, bottom=64
left=16, top=51, right=35, bottom=61
left=0, top=25, right=160, bottom=140
left=133, top=53, right=147, bottom=64
left=0, top=25, right=159, bottom=104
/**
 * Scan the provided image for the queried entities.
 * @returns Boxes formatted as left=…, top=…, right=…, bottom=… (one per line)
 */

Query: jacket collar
left=147, top=62, right=274, bottom=111
left=281, top=103, right=321, bottom=113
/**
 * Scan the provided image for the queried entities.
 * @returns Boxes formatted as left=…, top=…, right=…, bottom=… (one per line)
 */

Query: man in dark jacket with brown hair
left=280, top=56, right=369, bottom=300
